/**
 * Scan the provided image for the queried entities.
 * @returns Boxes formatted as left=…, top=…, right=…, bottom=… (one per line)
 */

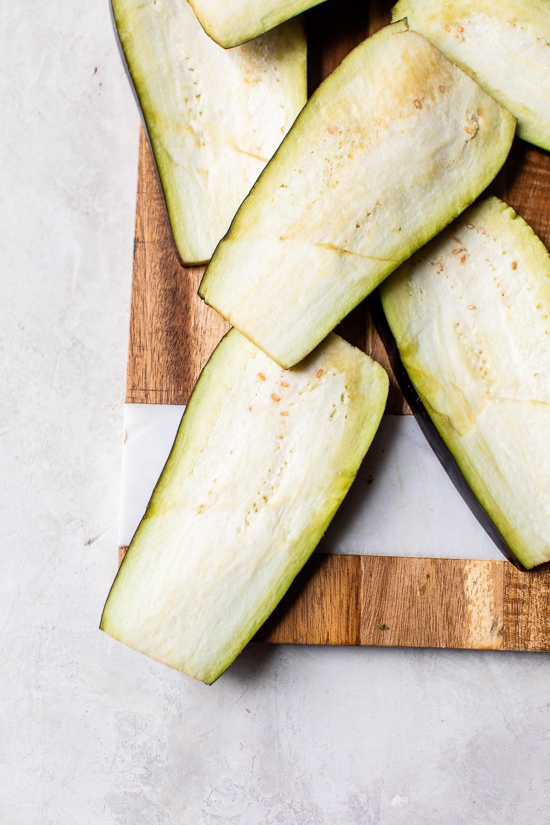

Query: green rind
left=381, top=197, right=550, bottom=569
left=112, top=0, right=306, bottom=265
left=393, top=0, right=550, bottom=150
left=199, top=21, right=515, bottom=368
left=188, top=0, right=328, bottom=48
left=101, top=331, right=388, bottom=683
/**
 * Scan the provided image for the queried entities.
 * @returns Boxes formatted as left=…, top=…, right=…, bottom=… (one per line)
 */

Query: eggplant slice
left=188, top=0, right=328, bottom=48
left=101, top=331, right=388, bottom=683
left=112, top=0, right=306, bottom=265
left=379, top=197, right=550, bottom=570
left=199, top=21, right=515, bottom=369
left=369, top=292, right=518, bottom=568
left=393, top=0, right=550, bottom=151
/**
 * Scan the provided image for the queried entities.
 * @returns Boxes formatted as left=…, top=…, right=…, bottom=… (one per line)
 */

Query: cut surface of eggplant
left=199, top=21, right=515, bottom=369
left=101, top=331, right=388, bottom=683
left=112, top=0, right=306, bottom=265
left=370, top=291, right=517, bottom=567
left=380, top=197, right=550, bottom=569
left=393, top=0, right=550, bottom=150
left=188, top=0, right=327, bottom=48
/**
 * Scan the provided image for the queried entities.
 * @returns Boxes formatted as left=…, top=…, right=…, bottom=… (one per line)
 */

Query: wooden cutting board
left=123, top=0, right=550, bottom=651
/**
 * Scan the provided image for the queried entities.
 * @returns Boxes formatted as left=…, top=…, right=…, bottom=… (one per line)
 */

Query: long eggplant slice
left=188, top=0, right=328, bottom=48
left=199, top=21, right=515, bottom=369
left=393, top=0, right=550, bottom=151
left=112, top=0, right=306, bottom=265
left=101, top=330, right=388, bottom=683
left=380, top=197, right=550, bottom=569
left=370, top=291, right=517, bottom=567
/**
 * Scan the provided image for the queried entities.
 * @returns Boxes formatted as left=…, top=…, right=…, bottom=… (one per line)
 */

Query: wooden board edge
left=255, top=555, right=550, bottom=651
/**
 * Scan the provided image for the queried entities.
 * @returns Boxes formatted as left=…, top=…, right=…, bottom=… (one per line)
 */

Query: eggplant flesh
left=380, top=197, right=550, bottom=570
left=370, top=292, right=518, bottom=567
left=112, top=0, right=306, bottom=265
left=101, top=330, right=388, bottom=683
left=393, top=0, right=550, bottom=151
left=199, top=21, right=515, bottom=369
left=188, top=0, right=328, bottom=48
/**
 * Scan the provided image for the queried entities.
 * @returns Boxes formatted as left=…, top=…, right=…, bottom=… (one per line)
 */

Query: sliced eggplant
left=380, top=197, right=550, bottom=569
left=101, top=330, right=388, bottom=683
left=199, top=21, right=515, bottom=369
left=112, top=0, right=307, bottom=265
left=188, top=0, right=328, bottom=48
left=393, top=0, right=550, bottom=151
left=369, top=290, right=517, bottom=567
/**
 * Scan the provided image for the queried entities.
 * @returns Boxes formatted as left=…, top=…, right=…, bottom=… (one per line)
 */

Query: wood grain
left=256, top=557, right=550, bottom=651
left=127, top=130, right=229, bottom=405
left=123, top=0, right=550, bottom=651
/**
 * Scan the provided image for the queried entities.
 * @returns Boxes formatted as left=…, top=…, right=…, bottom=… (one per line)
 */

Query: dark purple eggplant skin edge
left=369, top=290, right=525, bottom=571
left=108, top=0, right=186, bottom=268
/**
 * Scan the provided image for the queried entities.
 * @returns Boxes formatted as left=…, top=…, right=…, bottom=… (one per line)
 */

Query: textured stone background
left=1, top=3, right=550, bottom=823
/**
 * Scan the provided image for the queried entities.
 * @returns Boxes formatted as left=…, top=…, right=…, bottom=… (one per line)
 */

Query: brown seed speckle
left=317, top=369, right=324, bottom=379
left=467, top=304, right=476, bottom=310
left=439, top=85, right=445, bottom=93
left=258, top=372, right=266, bottom=381
left=511, top=261, right=517, bottom=270
left=271, top=394, right=280, bottom=402
left=280, top=381, right=289, bottom=387
left=280, top=411, right=289, bottom=416
left=414, top=99, right=422, bottom=109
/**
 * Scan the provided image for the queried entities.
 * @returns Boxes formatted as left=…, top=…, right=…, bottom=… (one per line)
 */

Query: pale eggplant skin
left=379, top=197, right=550, bottom=570
left=393, top=0, right=550, bottom=151
left=111, top=0, right=306, bottom=265
left=188, top=0, right=328, bottom=48
left=199, top=21, right=516, bottom=369
left=101, top=331, right=388, bottom=683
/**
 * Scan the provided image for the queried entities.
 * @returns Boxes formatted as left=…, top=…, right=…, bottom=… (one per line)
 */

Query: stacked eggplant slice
left=102, top=1, right=550, bottom=681
left=111, top=0, right=307, bottom=264
left=199, top=20, right=515, bottom=368
left=379, top=198, right=550, bottom=570
left=392, top=0, right=550, bottom=151
left=102, top=332, right=388, bottom=684
left=188, top=0, right=329, bottom=48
